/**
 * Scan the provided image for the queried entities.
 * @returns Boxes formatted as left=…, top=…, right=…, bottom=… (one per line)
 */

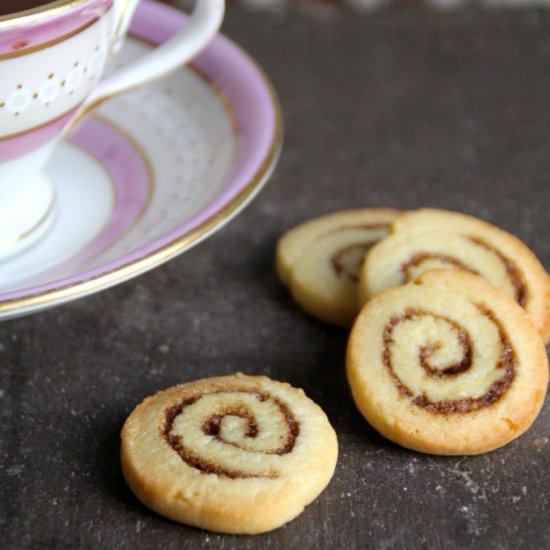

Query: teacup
left=0, top=0, right=224, bottom=257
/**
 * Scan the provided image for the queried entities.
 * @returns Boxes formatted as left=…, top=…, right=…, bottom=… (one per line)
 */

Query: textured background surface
left=3, top=3, right=550, bottom=549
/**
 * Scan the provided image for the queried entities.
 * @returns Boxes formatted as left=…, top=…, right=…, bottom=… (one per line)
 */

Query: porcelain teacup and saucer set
left=0, top=0, right=281, bottom=319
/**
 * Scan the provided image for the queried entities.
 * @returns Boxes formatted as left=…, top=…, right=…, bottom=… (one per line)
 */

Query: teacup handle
left=77, top=0, right=224, bottom=117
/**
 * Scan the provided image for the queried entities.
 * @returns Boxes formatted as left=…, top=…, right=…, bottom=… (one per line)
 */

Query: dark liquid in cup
left=0, top=1, right=60, bottom=17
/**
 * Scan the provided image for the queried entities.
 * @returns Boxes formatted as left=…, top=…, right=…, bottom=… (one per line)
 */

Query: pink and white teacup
left=0, top=0, right=224, bottom=256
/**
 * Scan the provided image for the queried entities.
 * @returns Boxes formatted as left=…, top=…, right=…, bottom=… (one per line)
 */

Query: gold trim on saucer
left=0, top=31, right=283, bottom=316
left=0, top=188, right=57, bottom=252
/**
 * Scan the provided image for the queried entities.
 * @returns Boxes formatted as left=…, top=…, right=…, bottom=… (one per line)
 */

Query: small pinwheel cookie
left=121, top=373, right=338, bottom=534
left=276, top=208, right=401, bottom=326
left=347, top=270, right=549, bottom=455
left=360, top=208, right=550, bottom=342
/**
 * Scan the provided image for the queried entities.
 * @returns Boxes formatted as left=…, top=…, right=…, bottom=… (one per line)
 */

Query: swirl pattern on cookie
left=381, top=307, right=514, bottom=414
left=361, top=208, right=550, bottom=342
left=276, top=208, right=401, bottom=326
left=121, top=374, right=338, bottom=534
left=162, top=389, right=300, bottom=479
left=347, top=270, right=549, bottom=455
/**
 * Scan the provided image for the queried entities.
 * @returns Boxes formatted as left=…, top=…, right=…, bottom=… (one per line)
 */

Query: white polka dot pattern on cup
left=38, top=79, right=62, bottom=104
left=5, top=88, right=33, bottom=115
left=1, top=50, right=105, bottom=117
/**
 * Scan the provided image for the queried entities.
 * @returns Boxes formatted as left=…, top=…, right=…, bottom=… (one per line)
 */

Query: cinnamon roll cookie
left=360, top=208, right=550, bottom=342
left=121, top=373, right=338, bottom=534
left=276, top=208, right=401, bottom=326
left=347, top=270, right=549, bottom=455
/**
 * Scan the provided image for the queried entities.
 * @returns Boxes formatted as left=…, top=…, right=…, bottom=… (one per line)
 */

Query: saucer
left=0, top=0, right=281, bottom=320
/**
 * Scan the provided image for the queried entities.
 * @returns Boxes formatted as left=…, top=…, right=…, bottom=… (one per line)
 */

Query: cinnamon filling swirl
left=331, top=243, right=374, bottom=282
left=399, top=237, right=528, bottom=308
left=382, top=307, right=516, bottom=414
left=401, top=252, right=479, bottom=281
left=327, top=223, right=392, bottom=282
left=466, top=235, right=527, bottom=307
left=162, top=390, right=300, bottom=479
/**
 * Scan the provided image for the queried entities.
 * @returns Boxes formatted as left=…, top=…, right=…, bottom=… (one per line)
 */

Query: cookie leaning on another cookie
left=347, top=269, right=549, bottom=455
left=277, top=208, right=401, bottom=326
left=360, top=208, right=550, bottom=343
left=121, top=373, right=338, bottom=534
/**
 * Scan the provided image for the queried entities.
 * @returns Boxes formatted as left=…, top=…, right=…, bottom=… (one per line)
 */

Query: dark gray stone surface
left=3, top=4, right=550, bottom=549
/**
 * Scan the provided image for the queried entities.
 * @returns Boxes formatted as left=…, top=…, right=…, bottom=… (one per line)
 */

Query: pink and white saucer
left=0, top=0, right=281, bottom=319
